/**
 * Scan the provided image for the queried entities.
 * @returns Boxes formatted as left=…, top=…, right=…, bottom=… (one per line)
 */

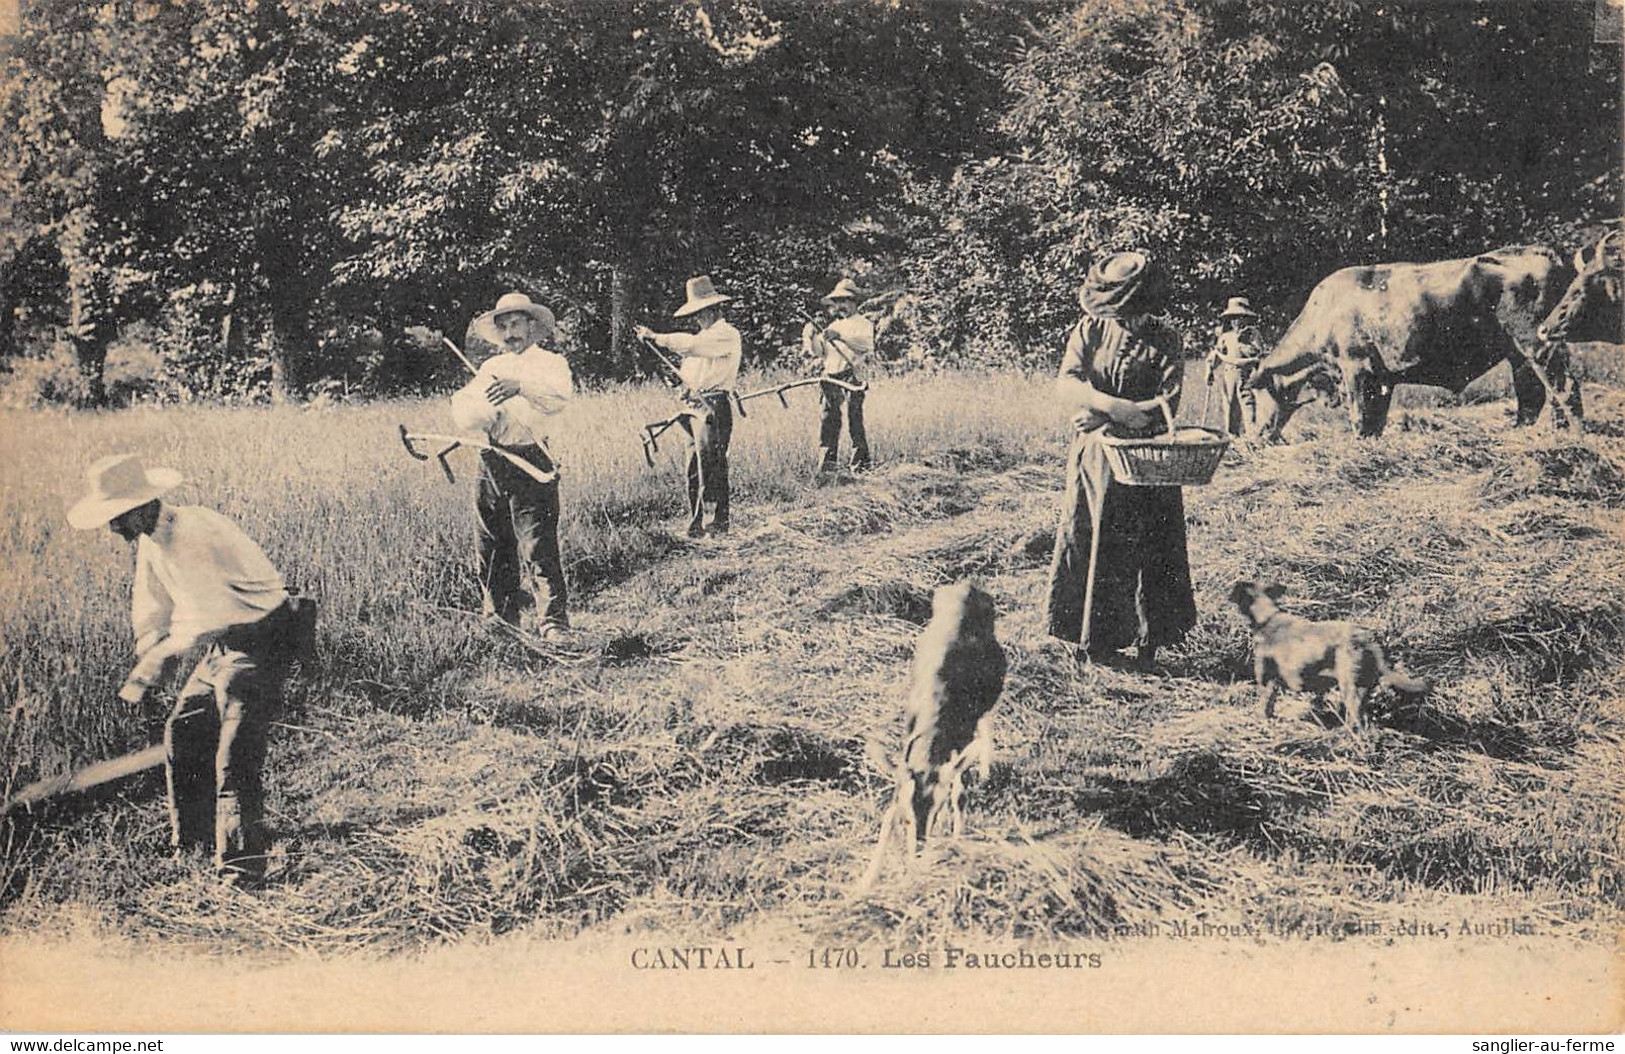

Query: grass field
left=0, top=359, right=1622, bottom=959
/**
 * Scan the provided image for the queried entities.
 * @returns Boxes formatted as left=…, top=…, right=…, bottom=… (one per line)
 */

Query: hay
left=5, top=383, right=1623, bottom=955
left=827, top=820, right=1222, bottom=944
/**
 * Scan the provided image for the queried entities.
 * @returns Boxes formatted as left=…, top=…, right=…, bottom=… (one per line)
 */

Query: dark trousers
left=818, top=370, right=870, bottom=471
left=475, top=444, right=568, bottom=627
left=166, top=600, right=297, bottom=880
left=678, top=392, right=732, bottom=534
left=1212, top=362, right=1257, bottom=436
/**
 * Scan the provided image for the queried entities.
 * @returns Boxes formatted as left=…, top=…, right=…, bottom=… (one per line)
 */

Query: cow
left=1538, top=229, right=1623, bottom=346
left=1246, top=246, right=1582, bottom=440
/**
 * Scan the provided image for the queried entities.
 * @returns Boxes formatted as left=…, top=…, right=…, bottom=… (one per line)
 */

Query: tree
left=904, top=0, right=1621, bottom=362
left=333, top=0, right=1037, bottom=376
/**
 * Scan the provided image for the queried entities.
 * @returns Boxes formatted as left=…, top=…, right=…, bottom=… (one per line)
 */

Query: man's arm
left=121, top=551, right=180, bottom=702
left=509, top=354, right=574, bottom=415
left=821, top=318, right=873, bottom=372
left=643, top=327, right=737, bottom=359
left=451, top=361, right=505, bottom=433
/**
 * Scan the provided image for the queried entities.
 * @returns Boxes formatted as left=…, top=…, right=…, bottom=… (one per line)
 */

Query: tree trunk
left=59, top=213, right=109, bottom=406
left=610, top=256, right=640, bottom=377
left=1372, top=94, right=1390, bottom=249
left=66, top=264, right=108, bottom=407
left=258, top=251, right=313, bottom=403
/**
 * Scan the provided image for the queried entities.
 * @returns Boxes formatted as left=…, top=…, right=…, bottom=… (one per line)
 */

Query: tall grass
left=0, top=370, right=1058, bottom=780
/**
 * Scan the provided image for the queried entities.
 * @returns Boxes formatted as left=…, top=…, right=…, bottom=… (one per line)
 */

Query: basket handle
left=1154, top=395, right=1176, bottom=436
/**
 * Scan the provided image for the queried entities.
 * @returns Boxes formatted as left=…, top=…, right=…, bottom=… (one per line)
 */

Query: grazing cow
left=1246, top=246, right=1581, bottom=440
left=1538, top=229, right=1624, bottom=346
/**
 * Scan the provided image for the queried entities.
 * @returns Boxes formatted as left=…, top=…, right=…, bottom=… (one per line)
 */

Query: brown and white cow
left=1246, top=246, right=1581, bottom=440
left=1538, top=229, right=1623, bottom=346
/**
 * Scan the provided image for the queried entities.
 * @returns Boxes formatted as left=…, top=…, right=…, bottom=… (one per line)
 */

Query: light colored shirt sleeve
left=822, top=316, right=874, bottom=373
left=131, top=541, right=173, bottom=657
left=450, top=362, right=504, bottom=433
left=509, top=352, right=573, bottom=415
left=658, top=326, right=740, bottom=359
left=452, top=350, right=573, bottom=438
left=831, top=316, right=875, bottom=357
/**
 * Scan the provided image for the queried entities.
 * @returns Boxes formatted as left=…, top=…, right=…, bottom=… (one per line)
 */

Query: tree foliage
left=0, top=0, right=1618, bottom=402
left=905, top=0, right=1621, bottom=362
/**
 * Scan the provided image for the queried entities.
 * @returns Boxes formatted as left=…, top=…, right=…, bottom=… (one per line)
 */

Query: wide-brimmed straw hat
left=488, top=292, right=556, bottom=330
left=1219, top=296, right=1258, bottom=319
left=471, top=292, right=557, bottom=350
left=1079, top=250, right=1167, bottom=318
left=673, top=275, right=733, bottom=318
left=68, top=453, right=182, bottom=530
left=821, top=278, right=862, bottom=304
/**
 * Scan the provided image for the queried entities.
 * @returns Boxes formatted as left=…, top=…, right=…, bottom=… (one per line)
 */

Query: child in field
left=1207, top=296, right=1264, bottom=436
left=451, top=292, right=573, bottom=636
left=69, top=454, right=305, bottom=885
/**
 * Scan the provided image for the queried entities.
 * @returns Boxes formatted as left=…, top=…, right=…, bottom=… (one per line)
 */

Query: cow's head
left=1538, top=229, right=1623, bottom=345
left=1245, top=358, right=1338, bottom=442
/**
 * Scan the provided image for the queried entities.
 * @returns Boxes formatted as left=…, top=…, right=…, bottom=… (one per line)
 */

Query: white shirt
left=803, top=314, right=874, bottom=376
left=654, top=319, right=742, bottom=393
left=128, top=505, right=288, bottom=683
left=1209, top=329, right=1261, bottom=367
left=450, top=345, right=573, bottom=447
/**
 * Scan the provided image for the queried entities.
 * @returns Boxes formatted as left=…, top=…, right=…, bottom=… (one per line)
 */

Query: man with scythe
left=68, top=454, right=304, bottom=886
left=802, top=278, right=874, bottom=475
left=451, top=291, right=573, bottom=636
left=637, top=275, right=743, bottom=538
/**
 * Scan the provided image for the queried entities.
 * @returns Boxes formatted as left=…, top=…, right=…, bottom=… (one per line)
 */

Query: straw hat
left=67, top=454, right=182, bottom=530
left=673, top=275, right=733, bottom=318
left=821, top=278, right=862, bottom=304
left=1079, top=251, right=1166, bottom=318
left=470, top=292, right=557, bottom=351
left=490, top=291, right=556, bottom=330
left=1219, top=296, right=1258, bottom=319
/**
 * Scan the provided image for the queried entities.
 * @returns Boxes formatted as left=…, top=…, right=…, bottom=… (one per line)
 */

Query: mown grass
left=1, top=362, right=1622, bottom=957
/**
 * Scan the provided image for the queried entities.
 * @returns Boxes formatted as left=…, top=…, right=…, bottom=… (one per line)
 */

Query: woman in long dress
left=1045, top=250, right=1197, bottom=669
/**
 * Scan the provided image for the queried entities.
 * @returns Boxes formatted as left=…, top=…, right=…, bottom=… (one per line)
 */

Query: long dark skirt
left=1045, top=432, right=1197, bottom=652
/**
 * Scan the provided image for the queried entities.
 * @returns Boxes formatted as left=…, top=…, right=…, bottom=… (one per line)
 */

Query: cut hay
left=4, top=376, right=1623, bottom=958
left=826, top=820, right=1223, bottom=944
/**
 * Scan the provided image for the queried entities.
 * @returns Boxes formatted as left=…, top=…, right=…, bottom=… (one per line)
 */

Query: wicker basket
left=1098, top=399, right=1230, bottom=487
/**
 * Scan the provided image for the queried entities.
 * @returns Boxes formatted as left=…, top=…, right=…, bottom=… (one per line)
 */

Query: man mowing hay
left=637, top=275, right=743, bottom=538
left=1045, top=250, right=1197, bottom=670
left=452, top=291, right=574, bottom=637
left=69, top=454, right=308, bottom=885
left=803, top=278, right=874, bottom=475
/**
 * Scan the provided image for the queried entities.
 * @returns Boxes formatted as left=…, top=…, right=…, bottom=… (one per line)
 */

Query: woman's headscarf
left=1079, top=250, right=1168, bottom=319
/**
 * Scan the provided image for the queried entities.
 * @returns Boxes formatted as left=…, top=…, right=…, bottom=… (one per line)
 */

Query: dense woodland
left=1, top=0, right=1619, bottom=405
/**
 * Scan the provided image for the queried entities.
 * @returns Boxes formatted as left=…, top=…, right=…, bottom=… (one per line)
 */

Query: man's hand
left=118, top=678, right=150, bottom=705
left=634, top=325, right=655, bottom=342
left=485, top=376, right=520, bottom=405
